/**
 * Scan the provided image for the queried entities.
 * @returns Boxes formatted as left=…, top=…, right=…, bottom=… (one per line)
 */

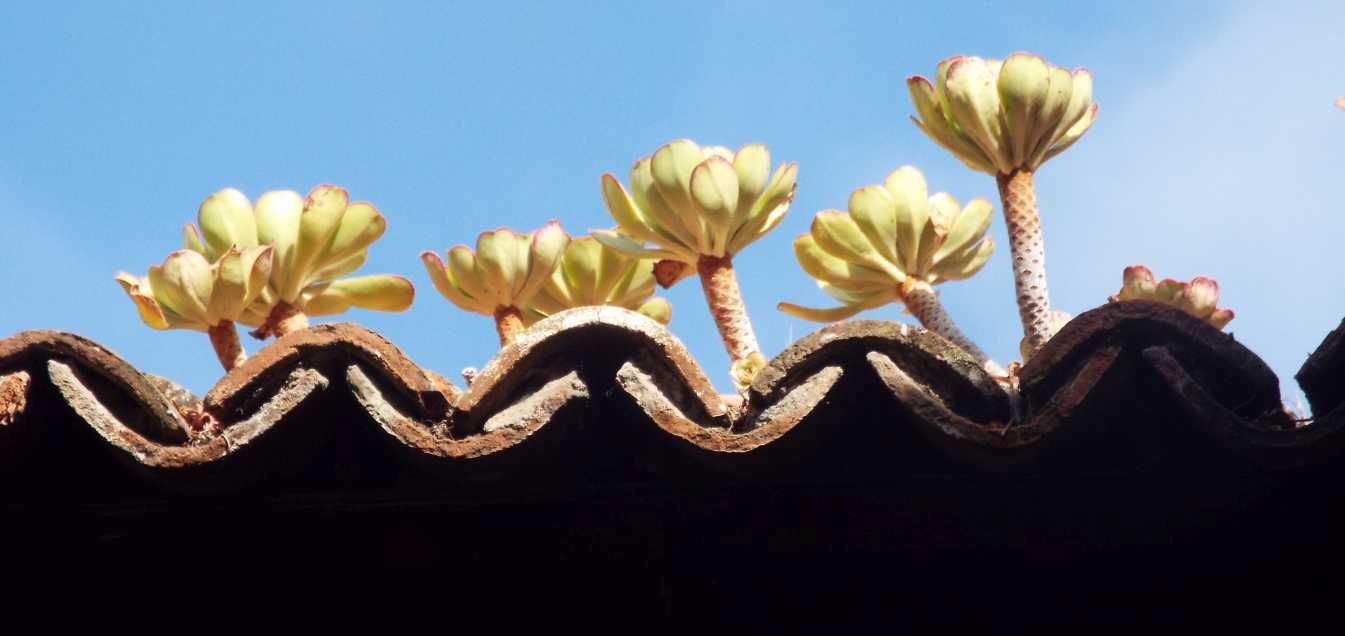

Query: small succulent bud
left=1108, top=265, right=1234, bottom=330
left=522, top=235, right=672, bottom=326
left=908, top=53, right=1098, bottom=175
left=779, top=166, right=994, bottom=322
left=593, top=140, right=797, bottom=270
left=181, top=186, right=415, bottom=337
left=729, top=352, right=767, bottom=392
left=422, top=221, right=570, bottom=344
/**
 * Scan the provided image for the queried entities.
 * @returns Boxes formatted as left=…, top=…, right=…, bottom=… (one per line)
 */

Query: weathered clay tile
left=2, top=301, right=1343, bottom=493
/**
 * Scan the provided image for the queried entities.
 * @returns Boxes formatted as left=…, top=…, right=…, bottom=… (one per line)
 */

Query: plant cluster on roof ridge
left=115, top=50, right=1248, bottom=398
left=117, top=186, right=414, bottom=371
left=778, top=165, right=1003, bottom=377
left=1108, top=265, right=1234, bottom=330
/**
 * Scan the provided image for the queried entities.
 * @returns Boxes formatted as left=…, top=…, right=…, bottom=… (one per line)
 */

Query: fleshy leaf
left=115, top=272, right=171, bottom=330
left=253, top=189, right=304, bottom=299
left=304, top=275, right=415, bottom=316
left=933, top=197, right=992, bottom=265
left=197, top=188, right=257, bottom=260
left=733, top=144, right=771, bottom=218
left=637, top=297, right=672, bottom=325
left=689, top=156, right=739, bottom=255
left=847, top=185, right=898, bottom=265
left=149, top=250, right=214, bottom=326
left=284, top=185, right=349, bottom=302
left=517, top=221, right=570, bottom=303
left=422, top=250, right=484, bottom=314
left=997, top=53, right=1051, bottom=167
left=943, top=57, right=1010, bottom=173
left=324, top=201, right=385, bottom=264
left=811, top=210, right=904, bottom=281
left=884, top=166, right=930, bottom=274
left=182, top=224, right=205, bottom=255
left=933, top=237, right=994, bottom=281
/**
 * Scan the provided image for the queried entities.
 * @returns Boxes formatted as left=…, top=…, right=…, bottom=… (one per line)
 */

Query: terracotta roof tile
left=2, top=302, right=1342, bottom=496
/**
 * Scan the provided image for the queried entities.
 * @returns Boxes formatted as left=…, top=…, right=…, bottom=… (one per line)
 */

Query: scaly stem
left=697, top=255, right=761, bottom=366
left=494, top=305, right=525, bottom=346
left=996, top=168, right=1053, bottom=357
left=208, top=321, right=246, bottom=371
left=901, top=282, right=1004, bottom=377
left=250, top=301, right=310, bottom=340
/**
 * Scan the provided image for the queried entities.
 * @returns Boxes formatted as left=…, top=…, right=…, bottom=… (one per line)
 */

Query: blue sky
left=2, top=1, right=1343, bottom=406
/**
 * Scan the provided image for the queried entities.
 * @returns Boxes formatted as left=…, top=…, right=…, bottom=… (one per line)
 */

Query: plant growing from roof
left=777, top=166, right=1003, bottom=376
left=421, top=222, right=570, bottom=345
left=116, top=246, right=273, bottom=371
left=1108, top=265, right=1234, bottom=330
left=908, top=53, right=1098, bottom=359
left=1019, top=309, right=1073, bottom=363
left=523, top=234, right=672, bottom=327
left=594, top=139, right=797, bottom=389
left=179, top=186, right=416, bottom=340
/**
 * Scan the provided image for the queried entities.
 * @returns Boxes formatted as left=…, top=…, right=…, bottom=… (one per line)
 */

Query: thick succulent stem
left=697, top=255, right=761, bottom=366
left=996, top=169, right=1053, bottom=357
left=901, top=282, right=1004, bottom=377
left=494, top=306, right=525, bottom=346
left=207, top=322, right=246, bottom=371
left=250, top=302, right=310, bottom=340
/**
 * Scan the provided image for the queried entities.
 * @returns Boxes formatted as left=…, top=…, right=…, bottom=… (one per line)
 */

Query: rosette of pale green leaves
left=779, top=166, right=995, bottom=321
left=908, top=53, right=1098, bottom=175
left=181, top=186, right=415, bottom=325
left=593, top=140, right=797, bottom=269
left=1108, top=265, right=1234, bottom=330
left=523, top=235, right=671, bottom=326
left=421, top=222, right=570, bottom=317
left=116, top=246, right=273, bottom=331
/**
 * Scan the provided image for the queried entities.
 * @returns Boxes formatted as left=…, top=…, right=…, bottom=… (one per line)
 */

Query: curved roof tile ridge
left=1, top=302, right=1343, bottom=492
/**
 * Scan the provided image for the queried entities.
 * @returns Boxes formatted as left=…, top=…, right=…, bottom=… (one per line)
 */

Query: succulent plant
left=180, top=186, right=415, bottom=339
left=778, top=166, right=1002, bottom=376
left=116, top=246, right=273, bottom=370
left=421, top=222, right=570, bottom=345
left=523, top=235, right=672, bottom=327
left=594, top=139, right=797, bottom=389
left=909, top=53, right=1098, bottom=359
left=1108, top=265, right=1234, bottom=330
left=1019, top=309, right=1073, bottom=362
